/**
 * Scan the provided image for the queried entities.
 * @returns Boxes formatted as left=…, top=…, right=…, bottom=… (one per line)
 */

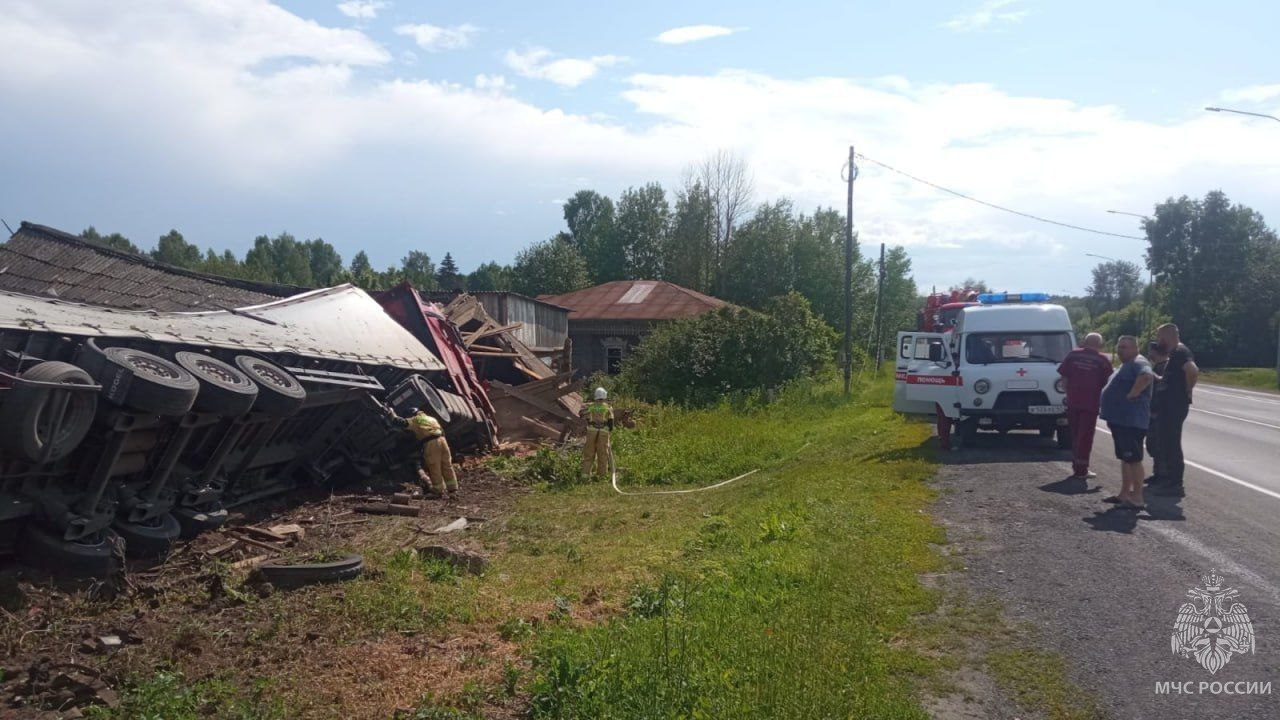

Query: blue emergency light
left=977, top=292, right=1050, bottom=304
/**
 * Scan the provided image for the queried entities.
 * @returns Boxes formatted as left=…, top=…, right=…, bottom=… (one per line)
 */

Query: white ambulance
left=893, top=292, right=1076, bottom=448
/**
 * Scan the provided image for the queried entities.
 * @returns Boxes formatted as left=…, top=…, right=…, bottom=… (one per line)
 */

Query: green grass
left=513, top=375, right=947, bottom=718
left=1201, top=367, right=1279, bottom=393
left=84, top=671, right=286, bottom=720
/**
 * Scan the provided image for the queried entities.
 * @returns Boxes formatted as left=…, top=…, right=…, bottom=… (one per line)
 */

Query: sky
left=1, top=0, right=1278, bottom=295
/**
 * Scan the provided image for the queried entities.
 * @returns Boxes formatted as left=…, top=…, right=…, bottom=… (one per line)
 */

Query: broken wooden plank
left=239, top=526, right=290, bottom=543
left=470, top=350, right=523, bottom=358
left=467, top=322, right=524, bottom=343
left=354, top=503, right=422, bottom=517
left=267, top=523, right=305, bottom=541
left=227, top=532, right=287, bottom=554
left=519, top=414, right=565, bottom=438
left=490, top=381, right=579, bottom=422
left=204, top=540, right=239, bottom=557
left=230, top=554, right=271, bottom=570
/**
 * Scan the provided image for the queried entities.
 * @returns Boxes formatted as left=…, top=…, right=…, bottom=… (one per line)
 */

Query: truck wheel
left=1056, top=426, right=1073, bottom=450
left=113, top=513, right=181, bottom=558
left=0, top=361, right=97, bottom=463
left=77, top=340, right=199, bottom=416
left=960, top=420, right=979, bottom=447
left=175, top=352, right=258, bottom=416
left=173, top=505, right=229, bottom=539
left=18, top=523, right=121, bottom=578
left=234, top=356, right=306, bottom=416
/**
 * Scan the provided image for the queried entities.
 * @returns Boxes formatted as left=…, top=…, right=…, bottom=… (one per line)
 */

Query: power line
left=854, top=152, right=1145, bottom=241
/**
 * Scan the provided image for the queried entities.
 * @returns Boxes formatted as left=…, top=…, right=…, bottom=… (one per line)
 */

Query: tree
left=1145, top=190, right=1280, bottom=365
left=305, top=239, right=345, bottom=286
left=398, top=250, right=438, bottom=290
left=436, top=252, right=464, bottom=290
left=151, top=229, right=202, bottom=269
left=244, top=232, right=315, bottom=286
left=664, top=181, right=716, bottom=293
left=875, top=246, right=919, bottom=360
left=791, top=207, right=869, bottom=328
left=950, top=278, right=990, bottom=293
left=467, top=261, right=513, bottom=291
left=1085, top=260, right=1142, bottom=315
left=615, top=182, right=670, bottom=280
left=511, top=233, right=590, bottom=296
left=692, top=150, right=754, bottom=296
left=80, top=226, right=141, bottom=255
left=723, top=199, right=795, bottom=309
left=563, top=190, right=623, bottom=283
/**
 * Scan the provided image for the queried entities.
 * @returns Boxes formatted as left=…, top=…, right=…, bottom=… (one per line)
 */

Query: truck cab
left=894, top=293, right=1076, bottom=448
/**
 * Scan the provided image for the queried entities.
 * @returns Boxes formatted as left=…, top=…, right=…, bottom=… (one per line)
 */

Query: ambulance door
left=893, top=332, right=951, bottom=415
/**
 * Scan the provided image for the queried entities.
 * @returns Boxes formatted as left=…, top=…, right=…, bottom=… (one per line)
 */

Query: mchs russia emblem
left=1171, top=570, right=1256, bottom=674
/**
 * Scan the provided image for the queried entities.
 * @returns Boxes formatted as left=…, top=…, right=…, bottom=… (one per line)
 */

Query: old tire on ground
left=113, top=513, right=181, bottom=558
left=175, top=352, right=258, bottom=416
left=77, top=340, right=199, bottom=416
left=173, top=506, right=229, bottom=539
left=1056, top=425, right=1073, bottom=450
left=960, top=420, right=979, bottom=448
left=18, top=523, right=121, bottom=577
left=256, top=554, right=363, bottom=590
left=0, top=361, right=98, bottom=463
left=233, top=356, right=306, bottom=416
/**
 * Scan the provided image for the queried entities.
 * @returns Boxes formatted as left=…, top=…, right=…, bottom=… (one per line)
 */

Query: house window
left=601, top=336, right=627, bottom=374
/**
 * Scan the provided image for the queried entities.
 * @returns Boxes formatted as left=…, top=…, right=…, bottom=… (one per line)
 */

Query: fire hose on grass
left=606, top=442, right=810, bottom=497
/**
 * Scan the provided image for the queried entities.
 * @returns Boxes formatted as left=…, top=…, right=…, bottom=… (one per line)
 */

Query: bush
left=616, top=292, right=836, bottom=405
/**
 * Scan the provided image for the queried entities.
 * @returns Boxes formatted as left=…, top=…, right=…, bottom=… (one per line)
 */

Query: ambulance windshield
left=965, top=332, right=1072, bottom=364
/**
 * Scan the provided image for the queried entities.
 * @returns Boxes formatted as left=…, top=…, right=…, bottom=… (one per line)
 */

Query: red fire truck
left=917, top=289, right=981, bottom=333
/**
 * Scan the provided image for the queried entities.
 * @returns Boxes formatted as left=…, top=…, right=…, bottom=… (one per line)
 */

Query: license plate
left=1028, top=404, right=1065, bottom=415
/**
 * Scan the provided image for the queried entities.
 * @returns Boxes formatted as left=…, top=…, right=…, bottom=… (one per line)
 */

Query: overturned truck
left=0, top=285, right=473, bottom=575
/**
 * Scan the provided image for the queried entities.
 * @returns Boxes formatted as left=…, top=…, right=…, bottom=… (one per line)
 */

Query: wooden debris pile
left=441, top=294, right=583, bottom=441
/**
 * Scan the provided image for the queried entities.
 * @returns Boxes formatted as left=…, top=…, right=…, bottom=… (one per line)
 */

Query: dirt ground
left=0, top=455, right=534, bottom=719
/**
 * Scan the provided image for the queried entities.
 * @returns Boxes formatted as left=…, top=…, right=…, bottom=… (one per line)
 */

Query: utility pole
left=872, top=243, right=886, bottom=372
left=842, top=146, right=856, bottom=396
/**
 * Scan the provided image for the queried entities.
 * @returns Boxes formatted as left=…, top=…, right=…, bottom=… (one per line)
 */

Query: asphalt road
left=932, top=382, right=1280, bottom=720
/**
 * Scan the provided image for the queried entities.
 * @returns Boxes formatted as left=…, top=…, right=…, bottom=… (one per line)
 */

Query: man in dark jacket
left=1145, top=342, right=1169, bottom=485
left=1151, top=324, right=1198, bottom=497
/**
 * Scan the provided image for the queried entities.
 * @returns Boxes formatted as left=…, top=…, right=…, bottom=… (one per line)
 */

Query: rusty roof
left=539, top=280, right=726, bottom=321
left=0, top=222, right=304, bottom=311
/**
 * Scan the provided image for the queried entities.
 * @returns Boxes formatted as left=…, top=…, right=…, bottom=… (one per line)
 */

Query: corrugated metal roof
left=0, top=285, right=446, bottom=372
left=540, top=281, right=726, bottom=321
left=0, top=222, right=303, bottom=311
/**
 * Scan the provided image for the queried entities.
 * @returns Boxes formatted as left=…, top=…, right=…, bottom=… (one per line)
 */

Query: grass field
left=1201, top=367, right=1279, bottom=393
left=79, top=374, right=1095, bottom=718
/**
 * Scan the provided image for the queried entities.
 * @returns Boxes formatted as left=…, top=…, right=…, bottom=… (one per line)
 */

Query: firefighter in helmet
left=581, top=387, right=615, bottom=478
left=391, top=406, right=458, bottom=497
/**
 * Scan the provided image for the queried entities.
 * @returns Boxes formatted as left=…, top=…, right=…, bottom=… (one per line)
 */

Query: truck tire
left=234, top=356, right=306, bottom=416
left=1056, top=425, right=1073, bottom=450
left=18, top=523, right=121, bottom=578
left=175, top=351, right=258, bottom=417
left=113, top=513, right=181, bottom=558
left=256, top=554, right=364, bottom=589
left=0, top=361, right=97, bottom=463
left=77, top=340, right=199, bottom=416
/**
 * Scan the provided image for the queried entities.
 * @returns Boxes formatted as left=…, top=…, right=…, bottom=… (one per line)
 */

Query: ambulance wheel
left=1055, top=426, right=1073, bottom=450
left=960, top=420, right=978, bottom=447
left=1039, top=426, right=1055, bottom=438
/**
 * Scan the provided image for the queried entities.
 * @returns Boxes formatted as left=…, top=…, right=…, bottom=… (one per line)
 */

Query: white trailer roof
left=0, top=284, right=445, bottom=372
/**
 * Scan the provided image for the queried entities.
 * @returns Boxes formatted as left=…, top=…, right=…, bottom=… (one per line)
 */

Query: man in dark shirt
left=1145, top=342, right=1170, bottom=484
left=1152, top=324, right=1198, bottom=497
left=1057, top=332, right=1114, bottom=480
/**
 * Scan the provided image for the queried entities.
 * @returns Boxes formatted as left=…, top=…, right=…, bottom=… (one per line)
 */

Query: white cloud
left=1, top=1, right=1278, bottom=294
left=474, top=74, right=512, bottom=93
left=394, top=22, right=477, bottom=52
left=1219, top=84, right=1280, bottom=105
left=944, top=0, right=1030, bottom=32
left=336, top=1, right=387, bottom=20
left=654, top=25, right=741, bottom=45
left=504, top=47, right=624, bottom=87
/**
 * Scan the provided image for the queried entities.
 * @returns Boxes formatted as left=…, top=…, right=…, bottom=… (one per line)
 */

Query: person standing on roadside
left=1057, top=332, right=1114, bottom=481
left=1145, top=342, right=1170, bottom=485
left=1099, top=336, right=1155, bottom=510
left=1151, top=324, right=1198, bottom=497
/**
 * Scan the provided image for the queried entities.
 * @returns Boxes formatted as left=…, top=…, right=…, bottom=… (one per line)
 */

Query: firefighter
left=582, top=387, right=615, bottom=478
left=391, top=406, right=458, bottom=497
